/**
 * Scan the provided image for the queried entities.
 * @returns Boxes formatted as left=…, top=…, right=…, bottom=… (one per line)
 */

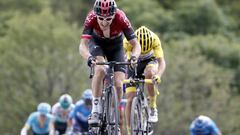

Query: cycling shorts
left=126, top=57, right=157, bottom=93
left=89, top=33, right=127, bottom=73
left=54, top=121, right=67, bottom=135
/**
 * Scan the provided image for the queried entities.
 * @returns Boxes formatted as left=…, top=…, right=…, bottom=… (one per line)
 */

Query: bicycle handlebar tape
left=144, top=79, right=153, bottom=84
left=123, top=79, right=153, bottom=84
left=123, top=79, right=131, bottom=84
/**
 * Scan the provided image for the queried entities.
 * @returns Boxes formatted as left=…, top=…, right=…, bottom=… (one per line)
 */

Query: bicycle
left=123, top=78, right=159, bottom=135
left=89, top=61, right=131, bottom=135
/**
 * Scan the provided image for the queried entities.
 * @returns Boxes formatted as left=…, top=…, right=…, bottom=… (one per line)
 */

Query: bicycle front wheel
left=130, top=97, right=142, bottom=135
left=106, top=86, right=119, bottom=135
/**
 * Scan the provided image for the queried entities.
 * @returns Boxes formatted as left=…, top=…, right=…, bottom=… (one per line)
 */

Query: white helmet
left=59, top=94, right=73, bottom=109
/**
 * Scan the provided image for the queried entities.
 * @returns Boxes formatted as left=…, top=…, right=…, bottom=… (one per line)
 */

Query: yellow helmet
left=135, top=26, right=153, bottom=53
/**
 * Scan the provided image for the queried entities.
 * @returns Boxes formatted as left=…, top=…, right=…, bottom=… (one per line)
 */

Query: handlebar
left=123, top=79, right=154, bottom=84
left=89, top=61, right=133, bottom=79
left=94, top=61, right=131, bottom=66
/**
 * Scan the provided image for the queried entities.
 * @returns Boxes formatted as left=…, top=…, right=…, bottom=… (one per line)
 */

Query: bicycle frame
left=123, top=78, right=154, bottom=135
left=136, top=82, right=148, bottom=108
left=89, top=61, right=131, bottom=135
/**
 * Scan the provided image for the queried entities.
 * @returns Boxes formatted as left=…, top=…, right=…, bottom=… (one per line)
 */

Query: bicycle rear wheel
left=130, top=97, right=142, bottom=135
left=106, top=86, right=119, bottom=135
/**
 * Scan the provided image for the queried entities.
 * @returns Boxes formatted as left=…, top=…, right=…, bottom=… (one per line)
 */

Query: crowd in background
left=20, top=89, right=93, bottom=135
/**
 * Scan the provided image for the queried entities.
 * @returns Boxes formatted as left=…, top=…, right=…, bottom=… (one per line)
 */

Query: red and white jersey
left=81, top=9, right=136, bottom=40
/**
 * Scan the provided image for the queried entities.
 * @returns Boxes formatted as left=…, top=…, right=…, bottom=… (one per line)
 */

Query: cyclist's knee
left=144, top=67, right=156, bottom=78
left=115, top=78, right=123, bottom=89
left=94, top=65, right=105, bottom=77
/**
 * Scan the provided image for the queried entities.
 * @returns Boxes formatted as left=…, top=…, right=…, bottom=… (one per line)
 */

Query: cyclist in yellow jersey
left=124, top=26, right=166, bottom=133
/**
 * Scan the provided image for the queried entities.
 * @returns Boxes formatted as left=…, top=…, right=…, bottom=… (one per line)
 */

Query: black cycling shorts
left=89, top=33, right=127, bottom=73
left=126, top=57, right=157, bottom=87
left=54, top=121, right=67, bottom=135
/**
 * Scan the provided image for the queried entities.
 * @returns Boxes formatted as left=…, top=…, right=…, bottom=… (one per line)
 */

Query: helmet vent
left=94, top=0, right=117, bottom=16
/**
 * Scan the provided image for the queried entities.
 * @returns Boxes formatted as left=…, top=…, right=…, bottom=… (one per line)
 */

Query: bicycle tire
left=130, top=97, right=142, bottom=135
left=101, top=90, right=108, bottom=134
left=106, top=86, right=119, bottom=135
left=142, top=105, right=150, bottom=135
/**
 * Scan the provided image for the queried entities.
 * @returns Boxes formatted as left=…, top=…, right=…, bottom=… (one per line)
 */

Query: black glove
left=129, top=56, right=137, bottom=70
left=87, top=56, right=96, bottom=67
left=152, top=75, right=161, bottom=83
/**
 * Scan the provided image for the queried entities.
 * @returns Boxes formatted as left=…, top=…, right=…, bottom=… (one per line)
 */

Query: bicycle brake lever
left=89, top=65, right=94, bottom=79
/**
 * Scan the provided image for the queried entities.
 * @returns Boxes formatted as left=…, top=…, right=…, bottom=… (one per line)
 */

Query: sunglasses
left=97, top=16, right=114, bottom=21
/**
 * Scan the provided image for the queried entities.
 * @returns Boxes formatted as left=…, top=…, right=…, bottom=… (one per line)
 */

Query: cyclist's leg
left=105, top=41, right=126, bottom=103
left=119, top=98, right=127, bottom=135
left=144, top=60, right=158, bottom=106
left=90, top=56, right=106, bottom=124
left=144, top=59, right=159, bottom=122
left=89, top=42, right=106, bottom=125
left=114, top=71, right=125, bottom=134
left=115, top=56, right=127, bottom=134
left=125, top=88, right=136, bottom=135
left=105, top=40, right=126, bottom=100
left=104, top=39, right=127, bottom=134
left=125, top=61, right=146, bottom=134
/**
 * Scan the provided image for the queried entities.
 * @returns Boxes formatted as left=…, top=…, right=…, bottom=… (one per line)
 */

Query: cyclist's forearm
left=20, top=129, right=27, bottom=135
left=218, top=131, right=222, bottom=135
left=79, top=39, right=91, bottom=59
left=157, top=57, right=166, bottom=77
left=128, top=38, right=141, bottom=58
left=67, top=119, right=72, bottom=129
left=49, top=122, right=55, bottom=135
left=20, top=126, right=29, bottom=135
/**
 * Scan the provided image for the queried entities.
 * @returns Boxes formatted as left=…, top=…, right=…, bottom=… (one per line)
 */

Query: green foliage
left=119, top=0, right=234, bottom=35
left=50, top=0, right=95, bottom=25
left=215, top=0, right=240, bottom=35
left=0, top=9, right=88, bottom=134
left=174, top=0, right=228, bottom=34
left=119, top=0, right=175, bottom=33
left=156, top=0, right=181, bottom=9
left=155, top=38, right=235, bottom=134
left=191, top=35, right=240, bottom=94
left=0, top=0, right=44, bottom=13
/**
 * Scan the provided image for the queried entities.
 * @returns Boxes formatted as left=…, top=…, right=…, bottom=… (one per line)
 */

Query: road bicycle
left=123, top=78, right=159, bottom=135
left=89, top=61, right=130, bottom=135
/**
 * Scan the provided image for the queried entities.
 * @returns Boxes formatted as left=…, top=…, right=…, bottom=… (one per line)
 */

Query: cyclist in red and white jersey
left=79, top=0, right=141, bottom=133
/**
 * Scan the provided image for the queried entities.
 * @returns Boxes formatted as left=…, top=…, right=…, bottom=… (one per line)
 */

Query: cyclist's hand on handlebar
left=129, top=56, right=138, bottom=69
left=152, top=75, right=161, bottom=84
left=87, top=56, right=96, bottom=67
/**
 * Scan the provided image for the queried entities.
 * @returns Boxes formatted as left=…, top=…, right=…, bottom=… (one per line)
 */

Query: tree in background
left=0, top=9, right=88, bottom=134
